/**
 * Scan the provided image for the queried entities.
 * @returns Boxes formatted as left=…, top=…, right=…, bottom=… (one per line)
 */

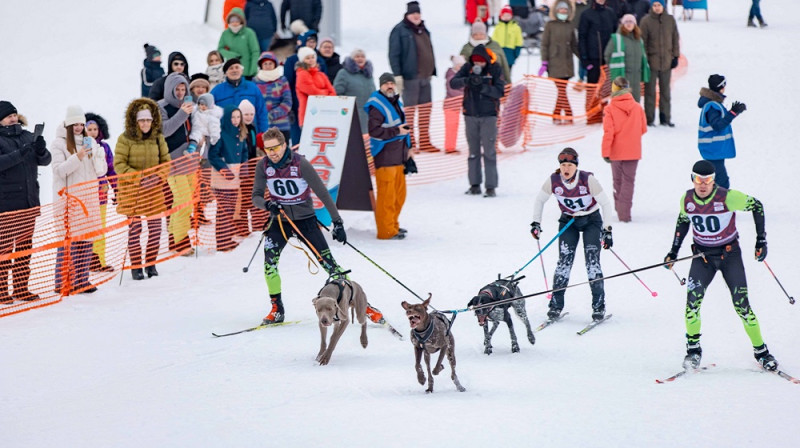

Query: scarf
left=256, top=66, right=284, bottom=82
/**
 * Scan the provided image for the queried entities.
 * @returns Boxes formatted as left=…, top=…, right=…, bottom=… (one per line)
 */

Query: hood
left=124, top=97, right=163, bottom=140
left=343, top=57, right=373, bottom=78
left=220, top=105, right=240, bottom=136
left=298, top=29, right=318, bottom=47
left=698, top=87, right=725, bottom=108
left=470, top=44, right=497, bottom=66
left=549, top=0, right=576, bottom=21
left=163, top=72, right=190, bottom=108
left=610, top=92, right=639, bottom=115
left=227, top=7, right=247, bottom=26
left=85, top=112, right=109, bottom=141
left=167, top=51, right=189, bottom=75
left=258, top=51, right=279, bottom=68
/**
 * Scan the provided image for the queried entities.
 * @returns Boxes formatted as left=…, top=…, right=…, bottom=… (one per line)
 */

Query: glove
left=403, top=157, right=418, bottom=175
left=601, top=227, right=613, bottom=250
left=266, top=200, right=281, bottom=216
left=755, top=234, right=767, bottom=262
left=140, top=174, right=161, bottom=189
left=32, top=135, right=47, bottom=153
left=585, top=63, right=594, bottom=71
left=332, top=219, right=347, bottom=244
left=530, top=221, right=542, bottom=240
left=469, top=73, right=483, bottom=87
left=671, top=57, right=679, bottom=69
left=603, top=157, right=611, bottom=164
left=186, top=141, right=198, bottom=153
left=537, top=62, right=548, bottom=77
left=730, top=101, right=747, bottom=115
left=664, top=250, right=678, bottom=270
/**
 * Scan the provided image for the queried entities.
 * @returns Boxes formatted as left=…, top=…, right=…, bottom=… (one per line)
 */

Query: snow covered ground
left=1, top=0, right=798, bottom=446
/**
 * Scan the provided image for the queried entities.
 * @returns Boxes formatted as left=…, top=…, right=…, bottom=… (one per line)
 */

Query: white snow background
left=1, top=0, right=798, bottom=446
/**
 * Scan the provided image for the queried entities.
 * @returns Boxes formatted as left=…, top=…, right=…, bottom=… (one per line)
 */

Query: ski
left=535, top=312, right=570, bottom=332
left=761, top=367, right=800, bottom=384
left=576, top=314, right=613, bottom=335
left=655, top=363, right=717, bottom=384
left=212, top=320, right=302, bottom=337
left=384, top=322, right=404, bottom=340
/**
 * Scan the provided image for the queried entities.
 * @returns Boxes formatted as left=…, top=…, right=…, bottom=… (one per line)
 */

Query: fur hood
left=549, top=0, right=576, bottom=21
left=699, top=87, right=725, bottom=104
left=17, top=114, right=28, bottom=127
left=342, top=57, right=373, bottom=78
left=124, top=97, right=163, bottom=140
left=85, top=112, right=109, bottom=141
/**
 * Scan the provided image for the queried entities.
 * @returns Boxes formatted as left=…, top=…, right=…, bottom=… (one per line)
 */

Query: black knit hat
left=223, top=57, right=242, bottom=73
left=406, top=1, right=421, bottom=14
left=144, top=43, right=161, bottom=61
left=692, top=160, right=716, bottom=176
left=379, top=72, right=396, bottom=86
left=0, top=101, right=17, bottom=122
left=708, top=74, right=726, bottom=92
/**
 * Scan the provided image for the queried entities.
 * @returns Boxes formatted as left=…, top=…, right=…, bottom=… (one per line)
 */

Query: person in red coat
left=601, top=76, right=647, bottom=222
left=295, top=46, right=336, bottom=127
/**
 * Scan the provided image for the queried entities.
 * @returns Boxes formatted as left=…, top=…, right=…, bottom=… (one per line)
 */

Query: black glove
left=730, top=101, right=747, bottom=115
left=664, top=250, right=678, bottom=269
left=403, top=157, right=418, bottom=175
left=671, top=57, right=679, bottom=69
left=603, top=157, right=611, bottom=164
left=469, top=73, right=483, bottom=87
left=530, top=221, right=542, bottom=240
left=266, top=200, right=281, bottom=216
left=32, top=135, right=46, bottom=153
left=755, top=234, right=767, bottom=262
left=332, top=219, right=347, bottom=244
left=601, top=227, right=613, bottom=250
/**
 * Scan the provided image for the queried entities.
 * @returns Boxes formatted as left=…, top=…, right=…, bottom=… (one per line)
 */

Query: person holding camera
left=365, top=73, right=415, bottom=240
left=0, top=101, right=52, bottom=304
left=449, top=44, right=506, bottom=198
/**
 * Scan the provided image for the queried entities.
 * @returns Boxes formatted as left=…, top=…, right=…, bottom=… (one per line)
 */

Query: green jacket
left=605, top=29, right=650, bottom=100
left=218, top=8, right=261, bottom=77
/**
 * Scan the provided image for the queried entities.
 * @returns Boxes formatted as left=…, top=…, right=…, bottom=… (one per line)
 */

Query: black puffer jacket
left=449, top=45, right=506, bottom=117
left=0, top=120, right=52, bottom=213
left=578, top=2, right=618, bottom=63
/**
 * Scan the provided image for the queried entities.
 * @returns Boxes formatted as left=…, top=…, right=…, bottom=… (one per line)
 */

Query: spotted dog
left=312, top=278, right=369, bottom=365
left=467, top=278, right=535, bottom=355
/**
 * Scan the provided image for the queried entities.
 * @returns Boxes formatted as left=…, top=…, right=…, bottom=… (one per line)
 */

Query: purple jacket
left=445, top=67, right=464, bottom=98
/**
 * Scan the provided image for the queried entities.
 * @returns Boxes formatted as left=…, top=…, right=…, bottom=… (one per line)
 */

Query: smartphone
left=184, top=95, right=193, bottom=103
left=83, top=136, right=93, bottom=147
left=33, top=123, right=45, bottom=140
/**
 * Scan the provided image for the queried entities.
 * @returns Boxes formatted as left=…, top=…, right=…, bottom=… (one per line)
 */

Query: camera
left=472, top=65, right=483, bottom=75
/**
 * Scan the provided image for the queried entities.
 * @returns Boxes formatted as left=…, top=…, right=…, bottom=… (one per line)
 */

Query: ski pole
left=242, top=215, right=274, bottom=273
left=536, top=239, right=552, bottom=299
left=763, top=261, right=795, bottom=305
left=670, top=267, right=686, bottom=286
left=511, top=217, right=574, bottom=278
left=608, top=248, right=658, bottom=297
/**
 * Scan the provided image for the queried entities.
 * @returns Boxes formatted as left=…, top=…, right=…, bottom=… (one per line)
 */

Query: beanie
left=297, top=47, right=316, bottom=63
left=258, top=51, right=278, bottom=68
left=319, top=37, right=334, bottom=48
left=406, top=1, right=421, bottom=15
left=64, top=105, right=86, bottom=127
left=651, top=0, right=665, bottom=7
left=223, top=57, right=242, bottom=73
left=144, top=43, right=161, bottom=61
left=558, top=147, right=579, bottom=165
left=0, top=101, right=17, bottom=122
left=198, top=93, right=215, bottom=108
left=238, top=99, right=255, bottom=115
left=708, top=74, right=726, bottom=92
left=692, top=160, right=716, bottom=176
left=379, top=72, right=396, bottom=86
left=500, top=5, right=513, bottom=16
left=621, top=13, right=637, bottom=24
left=451, top=54, right=466, bottom=68
left=471, top=54, right=487, bottom=64
left=556, top=1, right=569, bottom=12
left=471, top=20, right=487, bottom=35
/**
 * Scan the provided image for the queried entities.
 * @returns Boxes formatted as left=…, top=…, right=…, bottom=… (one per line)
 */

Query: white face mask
left=230, top=24, right=243, bottom=33
left=557, top=13, right=569, bottom=21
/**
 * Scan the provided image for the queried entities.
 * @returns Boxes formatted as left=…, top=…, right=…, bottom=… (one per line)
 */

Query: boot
left=262, top=293, right=285, bottom=325
left=547, top=307, right=562, bottom=320
left=757, top=18, right=768, bottom=28
left=483, top=188, right=496, bottom=198
left=365, top=304, right=386, bottom=324
left=131, top=268, right=145, bottom=280
left=591, top=306, right=605, bottom=322
left=683, top=342, right=702, bottom=370
left=14, top=289, right=41, bottom=302
left=754, top=344, right=778, bottom=371
left=145, top=265, right=159, bottom=278
left=465, top=185, right=481, bottom=195
left=747, top=18, right=757, bottom=27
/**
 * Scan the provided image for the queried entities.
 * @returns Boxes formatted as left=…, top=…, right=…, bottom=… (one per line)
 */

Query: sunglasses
left=264, top=144, right=283, bottom=153
left=691, top=173, right=715, bottom=185
left=172, top=61, right=185, bottom=66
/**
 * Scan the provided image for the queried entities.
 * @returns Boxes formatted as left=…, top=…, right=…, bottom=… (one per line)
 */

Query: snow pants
left=375, top=165, right=406, bottom=239
left=549, top=211, right=605, bottom=312
left=611, top=160, right=638, bottom=222
left=465, top=115, right=498, bottom=189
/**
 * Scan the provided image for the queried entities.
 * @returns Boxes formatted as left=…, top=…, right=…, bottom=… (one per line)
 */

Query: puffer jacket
left=190, top=105, right=224, bottom=148
left=218, top=7, right=261, bottom=77
left=639, top=8, right=680, bottom=72
left=0, top=116, right=52, bottom=213
left=541, top=1, right=579, bottom=79
left=602, top=90, right=647, bottom=160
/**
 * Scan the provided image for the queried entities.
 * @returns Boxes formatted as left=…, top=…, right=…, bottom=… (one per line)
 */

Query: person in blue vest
left=365, top=73, right=415, bottom=240
left=697, top=74, right=746, bottom=189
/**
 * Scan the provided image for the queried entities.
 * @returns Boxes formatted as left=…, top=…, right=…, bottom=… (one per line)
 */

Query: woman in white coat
left=51, top=105, right=107, bottom=294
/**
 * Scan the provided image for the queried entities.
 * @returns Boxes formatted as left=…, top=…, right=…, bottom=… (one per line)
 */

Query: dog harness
left=318, top=277, right=354, bottom=323
left=412, top=312, right=453, bottom=349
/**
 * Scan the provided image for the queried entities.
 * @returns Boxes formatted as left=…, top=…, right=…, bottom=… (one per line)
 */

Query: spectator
left=284, top=29, right=328, bottom=145
left=51, top=106, right=107, bottom=295
left=540, top=1, right=579, bottom=124
left=141, top=43, right=164, bottom=98
left=239, top=99, right=259, bottom=159
left=492, top=5, right=523, bottom=73
left=640, top=0, right=680, bottom=127
left=578, top=0, right=616, bottom=84
left=389, top=1, right=438, bottom=152
left=604, top=13, right=650, bottom=103
left=510, top=0, right=531, bottom=18
left=211, top=58, right=270, bottom=133
left=601, top=76, right=647, bottom=222
left=114, top=98, right=170, bottom=280
left=333, top=48, right=375, bottom=134
left=189, top=74, right=211, bottom=99
left=245, top=0, right=278, bottom=52
left=697, top=74, right=745, bottom=189
left=149, top=52, right=190, bottom=101
left=443, top=55, right=465, bottom=154
left=206, top=51, right=226, bottom=89
left=0, top=101, right=52, bottom=303
left=318, top=37, right=342, bottom=83
left=218, top=7, right=261, bottom=79
left=280, top=0, right=322, bottom=32
left=748, top=0, right=767, bottom=28
left=85, top=112, right=116, bottom=273
left=466, top=0, right=491, bottom=25
left=295, top=47, right=336, bottom=128
left=253, top=51, right=292, bottom=144
left=365, top=73, right=413, bottom=240
left=460, top=20, right=511, bottom=83
left=450, top=44, right=506, bottom=198
left=188, top=93, right=222, bottom=159
left=573, top=0, right=591, bottom=89
left=627, top=0, right=652, bottom=22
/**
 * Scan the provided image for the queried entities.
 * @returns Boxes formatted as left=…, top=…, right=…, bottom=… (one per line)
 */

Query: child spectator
left=492, top=5, right=523, bottom=73
left=444, top=55, right=465, bottom=154
left=141, top=43, right=164, bottom=97
left=188, top=93, right=223, bottom=157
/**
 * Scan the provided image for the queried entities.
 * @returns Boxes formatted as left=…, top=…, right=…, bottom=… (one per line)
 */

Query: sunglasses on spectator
left=173, top=61, right=185, bottom=66
left=264, top=144, right=283, bottom=153
left=692, top=173, right=715, bottom=185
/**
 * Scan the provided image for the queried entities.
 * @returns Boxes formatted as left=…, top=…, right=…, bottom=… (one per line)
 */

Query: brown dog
left=312, top=279, right=368, bottom=365
left=401, top=296, right=466, bottom=393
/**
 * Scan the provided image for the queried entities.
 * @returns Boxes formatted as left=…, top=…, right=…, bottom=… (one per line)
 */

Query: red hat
left=500, top=5, right=512, bottom=16
left=471, top=54, right=487, bottom=64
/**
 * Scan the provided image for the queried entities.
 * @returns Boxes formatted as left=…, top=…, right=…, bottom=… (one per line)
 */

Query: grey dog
left=312, top=279, right=368, bottom=365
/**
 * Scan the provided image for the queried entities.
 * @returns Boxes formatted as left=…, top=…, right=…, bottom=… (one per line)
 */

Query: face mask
left=557, top=13, right=568, bottom=21
left=230, top=24, right=243, bottom=33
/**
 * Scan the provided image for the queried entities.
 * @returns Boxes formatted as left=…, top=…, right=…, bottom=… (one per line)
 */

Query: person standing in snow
left=284, top=29, right=328, bottom=145
left=460, top=20, right=511, bottom=89
left=279, top=0, right=322, bottom=32
left=540, top=0, right=579, bottom=124
left=697, top=74, right=745, bottom=189
left=206, top=51, right=226, bottom=89
left=491, top=5, right=523, bottom=73
left=530, top=147, right=614, bottom=322
left=294, top=47, right=336, bottom=129
left=218, top=7, right=261, bottom=79
left=604, top=13, right=650, bottom=103
left=748, top=0, right=767, bottom=28
left=333, top=48, right=376, bottom=134
left=443, top=55, right=465, bottom=154
left=141, top=44, right=164, bottom=98
left=253, top=51, right=292, bottom=145
left=211, top=58, right=270, bottom=133
left=639, top=0, right=679, bottom=127
left=318, top=37, right=342, bottom=83
left=149, top=51, right=190, bottom=102
left=664, top=160, right=778, bottom=372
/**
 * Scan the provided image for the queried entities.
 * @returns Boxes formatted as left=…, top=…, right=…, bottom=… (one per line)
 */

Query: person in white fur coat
left=51, top=105, right=107, bottom=294
left=188, top=93, right=223, bottom=157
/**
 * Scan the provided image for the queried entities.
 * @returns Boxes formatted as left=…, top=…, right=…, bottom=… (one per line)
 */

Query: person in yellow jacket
left=492, top=5, right=523, bottom=73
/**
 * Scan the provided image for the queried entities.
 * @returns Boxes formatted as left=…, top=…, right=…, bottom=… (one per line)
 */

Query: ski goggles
left=558, top=153, right=578, bottom=165
left=691, top=172, right=716, bottom=185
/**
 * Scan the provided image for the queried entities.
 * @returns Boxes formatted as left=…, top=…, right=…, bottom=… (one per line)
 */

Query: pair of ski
left=534, top=312, right=614, bottom=335
left=212, top=320, right=404, bottom=340
left=656, top=363, right=800, bottom=384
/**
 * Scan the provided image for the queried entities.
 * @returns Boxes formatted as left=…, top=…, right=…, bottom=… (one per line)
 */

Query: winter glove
left=537, top=62, right=548, bottom=77
left=220, top=168, right=235, bottom=180
left=140, top=174, right=162, bottom=189
left=266, top=200, right=281, bottom=216
left=403, top=157, right=418, bottom=175
left=730, top=101, right=747, bottom=115
left=186, top=141, right=198, bottom=153
left=530, top=221, right=542, bottom=240
left=331, top=219, right=347, bottom=244
left=32, top=135, right=47, bottom=153
left=671, top=57, right=679, bottom=69
left=664, top=250, right=679, bottom=270
left=603, top=157, right=611, bottom=164
left=755, top=234, right=767, bottom=262
left=601, top=227, right=613, bottom=250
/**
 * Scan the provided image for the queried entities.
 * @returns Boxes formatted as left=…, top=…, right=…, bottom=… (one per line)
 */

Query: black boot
left=131, top=268, right=145, bottom=280
left=754, top=344, right=778, bottom=371
left=683, top=342, right=702, bottom=370
left=145, top=265, right=159, bottom=278
left=262, top=293, right=285, bottom=324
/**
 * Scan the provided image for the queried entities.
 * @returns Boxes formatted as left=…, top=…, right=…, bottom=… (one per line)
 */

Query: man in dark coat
left=149, top=52, right=190, bottom=102
left=640, top=0, right=680, bottom=126
left=578, top=0, right=618, bottom=84
left=279, top=0, right=322, bottom=31
left=449, top=45, right=506, bottom=198
left=283, top=29, right=327, bottom=145
left=0, top=101, right=52, bottom=303
left=246, top=0, right=278, bottom=52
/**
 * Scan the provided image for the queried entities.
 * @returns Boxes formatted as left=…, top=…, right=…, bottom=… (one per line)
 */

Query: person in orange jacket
left=601, top=76, right=647, bottom=222
left=295, top=47, right=336, bottom=127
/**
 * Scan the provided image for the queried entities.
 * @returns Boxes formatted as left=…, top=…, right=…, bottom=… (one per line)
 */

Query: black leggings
left=549, top=211, right=605, bottom=311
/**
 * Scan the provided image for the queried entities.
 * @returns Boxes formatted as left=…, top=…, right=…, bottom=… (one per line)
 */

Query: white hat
left=297, top=47, right=316, bottom=63
left=64, top=105, right=86, bottom=126
left=136, top=108, right=153, bottom=121
left=238, top=99, right=255, bottom=114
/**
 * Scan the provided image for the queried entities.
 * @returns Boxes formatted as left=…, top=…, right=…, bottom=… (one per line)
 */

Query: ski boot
left=546, top=307, right=562, bottom=320
left=262, top=293, right=285, bottom=325
left=365, top=304, right=386, bottom=325
left=683, top=342, right=702, bottom=370
left=591, top=306, right=605, bottom=322
left=754, top=344, right=778, bottom=371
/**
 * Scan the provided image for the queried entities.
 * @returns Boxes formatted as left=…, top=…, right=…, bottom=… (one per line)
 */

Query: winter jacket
left=279, top=0, right=322, bottom=31
left=114, top=98, right=171, bottom=217
left=578, top=1, right=618, bottom=63
left=157, top=73, right=192, bottom=162
left=604, top=28, right=650, bottom=100
left=445, top=67, right=465, bottom=99
left=245, top=0, right=278, bottom=45
left=0, top=118, right=52, bottom=213
left=627, top=0, right=652, bottom=22
left=189, top=105, right=223, bottom=148
left=284, top=31, right=328, bottom=118
left=466, top=0, right=491, bottom=24
left=333, top=57, right=375, bottom=133
left=449, top=45, right=506, bottom=117
left=149, top=52, right=190, bottom=101
left=492, top=19, right=524, bottom=68
left=218, top=7, right=261, bottom=77
left=602, top=91, right=647, bottom=160
left=50, top=124, right=107, bottom=240
left=141, top=59, right=165, bottom=98
left=460, top=38, right=511, bottom=82
left=295, top=61, right=336, bottom=127
left=389, top=18, right=437, bottom=80
left=254, top=63, right=292, bottom=131
left=541, top=3, right=579, bottom=79
left=697, top=88, right=736, bottom=160
left=206, top=63, right=225, bottom=88
left=321, top=52, right=342, bottom=83
left=639, top=9, right=680, bottom=72
left=365, top=91, right=410, bottom=166
left=208, top=106, right=249, bottom=186
left=211, top=77, right=269, bottom=133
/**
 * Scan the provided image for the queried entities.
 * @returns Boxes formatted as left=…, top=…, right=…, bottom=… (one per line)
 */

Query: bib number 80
left=692, top=215, right=720, bottom=233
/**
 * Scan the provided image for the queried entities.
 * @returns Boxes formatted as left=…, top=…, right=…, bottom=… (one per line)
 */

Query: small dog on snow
left=467, top=277, right=535, bottom=355
left=312, top=278, right=368, bottom=365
